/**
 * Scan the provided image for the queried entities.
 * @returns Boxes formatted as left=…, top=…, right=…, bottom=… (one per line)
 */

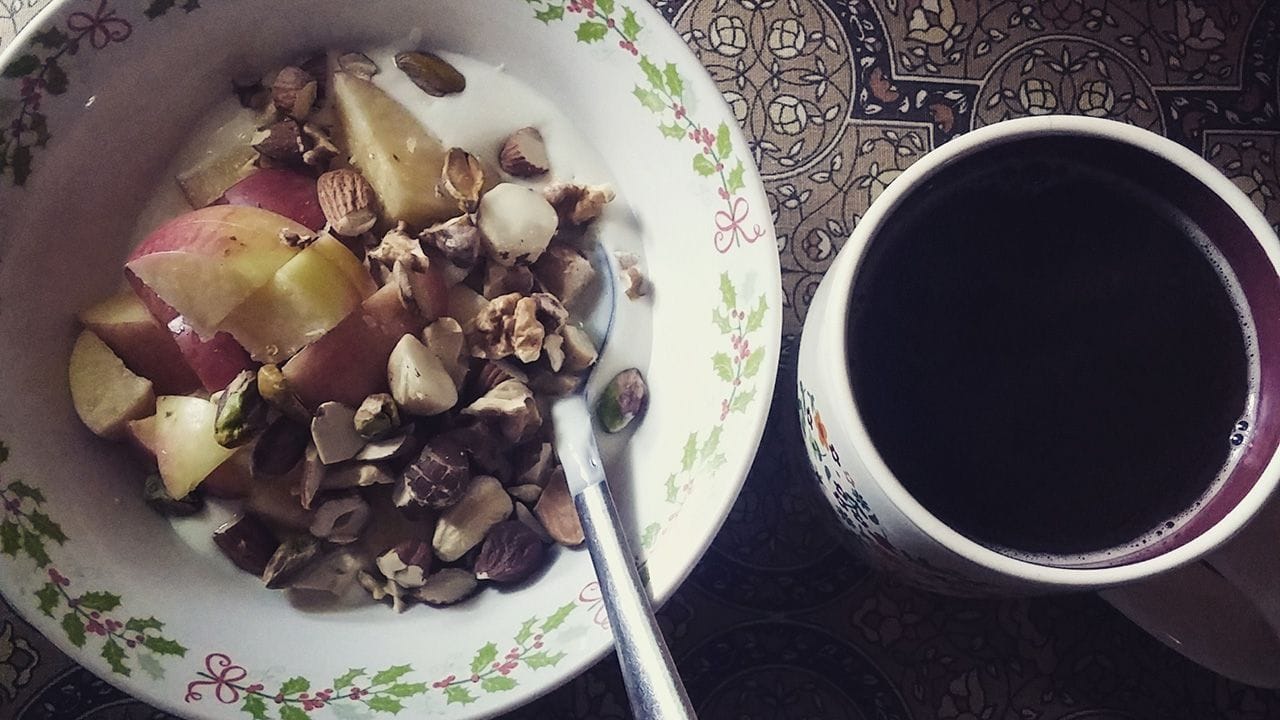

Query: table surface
left=4, top=0, right=1280, bottom=717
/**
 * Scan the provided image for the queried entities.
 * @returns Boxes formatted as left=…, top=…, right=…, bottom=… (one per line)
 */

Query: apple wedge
left=78, top=291, right=200, bottom=394
left=216, top=168, right=326, bottom=231
left=153, top=395, right=237, bottom=499
left=220, top=235, right=372, bottom=363
left=126, top=206, right=305, bottom=334
left=283, top=283, right=427, bottom=409
left=333, top=72, right=457, bottom=226
left=69, top=330, right=156, bottom=440
left=125, top=414, right=158, bottom=460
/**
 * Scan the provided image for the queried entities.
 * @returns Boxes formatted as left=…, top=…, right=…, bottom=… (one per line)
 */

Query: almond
left=499, top=126, right=550, bottom=177
left=317, top=169, right=378, bottom=236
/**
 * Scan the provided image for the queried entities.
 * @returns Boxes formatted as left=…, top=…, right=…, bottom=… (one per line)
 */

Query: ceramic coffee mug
left=797, top=115, right=1280, bottom=687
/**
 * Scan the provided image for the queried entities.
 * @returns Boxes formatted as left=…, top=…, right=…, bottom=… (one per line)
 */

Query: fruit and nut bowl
left=0, top=1, right=780, bottom=717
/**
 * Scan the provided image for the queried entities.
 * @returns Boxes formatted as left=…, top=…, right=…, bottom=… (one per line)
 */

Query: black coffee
left=848, top=139, right=1251, bottom=557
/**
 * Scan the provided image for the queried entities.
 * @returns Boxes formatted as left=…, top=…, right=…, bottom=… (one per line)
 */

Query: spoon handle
left=575, top=481, right=698, bottom=720
left=552, top=395, right=697, bottom=720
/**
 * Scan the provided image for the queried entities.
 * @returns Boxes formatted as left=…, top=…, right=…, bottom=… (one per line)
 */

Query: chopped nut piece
left=311, top=402, right=366, bottom=465
left=597, top=368, right=649, bottom=433
left=252, top=118, right=306, bottom=164
left=337, top=51, right=379, bottom=79
left=299, top=444, right=326, bottom=510
left=470, top=293, right=520, bottom=359
left=387, top=334, right=459, bottom=416
left=214, top=514, right=279, bottom=576
left=478, top=183, right=558, bottom=266
left=532, top=243, right=596, bottom=307
left=420, top=215, right=482, bottom=268
left=444, top=424, right=515, bottom=485
left=367, top=222, right=427, bottom=271
left=507, top=484, right=543, bottom=505
left=144, top=472, right=204, bottom=517
left=615, top=251, right=651, bottom=298
left=354, top=393, right=401, bottom=440
left=534, top=468, right=584, bottom=546
left=309, top=493, right=372, bottom=544
left=475, top=521, right=545, bottom=583
left=396, top=435, right=471, bottom=510
left=355, top=429, right=420, bottom=463
left=263, top=535, right=323, bottom=589
left=257, top=364, right=309, bottom=423
left=423, top=318, right=468, bottom=388
left=472, top=360, right=528, bottom=397
left=325, top=462, right=395, bottom=490
left=440, top=147, right=485, bottom=214
left=251, top=417, right=310, bottom=478
left=544, top=182, right=615, bottom=226
left=413, top=568, right=479, bottom=605
left=280, top=229, right=318, bottom=249
left=514, top=442, right=554, bottom=487
left=392, top=259, right=444, bottom=321
left=432, top=475, right=512, bottom=562
left=215, top=370, right=267, bottom=448
left=376, top=540, right=433, bottom=589
left=463, top=379, right=542, bottom=443
left=289, top=549, right=370, bottom=602
left=395, top=50, right=466, bottom=96
left=483, top=263, right=535, bottom=299
left=531, top=292, right=569, bottom=333
left=543, top=334, right=565, bottom=372
left=527, top=369, right=584, bottom=397
left=317, top=169, right=378, bottom=236
left=499, top=127, right=550, bottom=177
left=514, top=501, right=553, bottom=543
left=300, top=123, right=340, bottom=168
left=271, top=65, right=318, bottom=119
left=448, top=284, right=491, bottom=333
left=560, top=325, right=599, bottom=373
left=512, top=296, right=546, bottom=363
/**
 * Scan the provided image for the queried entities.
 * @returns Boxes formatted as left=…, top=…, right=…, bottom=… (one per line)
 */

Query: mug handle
left=1100, top=499, right=1280, bottom=687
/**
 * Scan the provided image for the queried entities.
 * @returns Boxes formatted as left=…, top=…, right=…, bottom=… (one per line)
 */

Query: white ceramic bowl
left=0, top=1, right=780, bottom=717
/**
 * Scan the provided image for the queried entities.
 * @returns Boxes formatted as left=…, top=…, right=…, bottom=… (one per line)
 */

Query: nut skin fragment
left=396, top=435, right=471, bottom=510
left=462, top=379, right=542, bottom=444
left=475, top=521, right=545, bottom=583
left=432, top=475, right=512, bottom=562
left=534, top=468, right=584, bottom=546
left=597, top=368, right=649, bottom=433
left=213, top=514, right=280, bottom=576
left=499, top=127, right=551, bottom=178
left=413, top=567, right=480, bottom=605
left=544, top=182, right=615, bottom=226
left=354, top=393, right=401, bottom=441
left=440, top=148, right=485, bottom=214
left=387, top=334, right=459, bottom=416
left=215, top=370, right=267, bottom=448
left=309, top=493, right=372, bottom=544
left=271, top=65, right=318, bottom=120
left=144, top=473, right=204, bottom=517
left=317, top=169, right=378, bottom=237
left=395, top=51, right=466, bottom=97
left=311, top=402, right=366, bottom=465
left=376, top=539, right=433, bottom=589
left=252, top=118, right=306, bottom=164
left=262, top=535, right=323, bottom=589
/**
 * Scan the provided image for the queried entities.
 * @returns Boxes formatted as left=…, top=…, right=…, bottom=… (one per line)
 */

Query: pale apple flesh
left=215, top=168, right=327, bottom=231
left=69, top=330, right=156, bottom=440
left=152, top=395, right=237, bottom=499
left=78, top=291, right=200, bottom=394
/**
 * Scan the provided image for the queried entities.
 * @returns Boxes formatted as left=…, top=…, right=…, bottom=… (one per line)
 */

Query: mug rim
left=828, top=115, right=1280, bottom=587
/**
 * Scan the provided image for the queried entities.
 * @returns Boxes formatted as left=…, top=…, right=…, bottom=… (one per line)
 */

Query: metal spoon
left=550, top=248, right=697, bottom=720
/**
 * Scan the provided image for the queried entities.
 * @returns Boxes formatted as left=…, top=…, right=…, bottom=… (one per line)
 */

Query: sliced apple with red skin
left=69, top=330, right=156, bottom=440
left=220, top=235, right=372, bottom=363
left=126, top=205, right=305, bottom=334
left=214, top=168, right=326, bottom=231
left=78, top=291, right=199, bottom=394
left=126, top=274, right=255, bottom=392
left=153, top=395, right=237, bottom=499
left=125, top=414, right=158, bottom=460
left=126, top=413, right=251, bottom=498
left=283, top=283, right=428, bottom=409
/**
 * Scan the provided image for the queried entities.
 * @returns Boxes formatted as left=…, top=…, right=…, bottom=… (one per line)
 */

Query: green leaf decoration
left=692, top=154, right=717, bottom=176
left=279, top=705, right=309, bottom=720
left=730, top=389, right=757, bottom=413
left=700, top=426, right=723, bottom=461
left=384, top=682, right=428, bottom=697
left=597, top=0, right=615, bottom=13
left=137, top=651, right=165, bottom=681
left=62, top=611, right=86, bottom=648
left=621, top=8, right=642, bottom=40
left=660, top=122, right=686, bottom=139
left=371, top=664, right=413, bottom=686
left=43, top=60, right=68, bottom=96
left=664, top=63, right=684, bottom=99
left=470, top=643, right=498, bottom=675
left=575, top=20, right=608, bottom=42
left=365, top=696, right=404, bottom=714
left=719, top=273, right=737, bottom=310
left=533, top=5, right=564, bottom=22
left=632, top=86, right=665, bottom=113
left=22, top=529, right=49, bottom=567
left=0, top=520, right=20, bottom=557
left=35, top=583, right=60, bottom=617
left=514, top=617, right=539, bottom=645
left=124, top=617, right=164, bottom=634
left=444, top=685, right=476, bottom=705
left=665, top=473, right=679, bottom=503
left=712, top=307, right=732, bottom=333
left=143, top=636, right=186, bottom=656
left=481, top=676, right=518, bottom=692
left=681, top=434, right=699, bottom=471
left=2, top=54, right=39, bottom=78
left=712, top=352, right=734, bottom=382
left=522, top=650, right=567, bottom=669
left=102, top=638, right=130, bottom=675
left=746, top=295, right=767, bottom=332
left=743, top=348, right=765, bottom=378
left=639, top=56, right=663, bottom=90
left=727, top=162, right=747, bottom=194
left=11, top=145, right=33, bottom=186
left=241, top=694, right=269, bottom=720
left=32, top=28, right=68, bottom=48
left=541, top=602, right=575, bottom=633
left=7, top=481, right=44, bottom=503
left=278, top=676, right=310, bottom=696
left=333, top=668, right=366, bottom=691
left=716, top=122, right=733, bottom=159
left=76, top=591, right=121, bottom=612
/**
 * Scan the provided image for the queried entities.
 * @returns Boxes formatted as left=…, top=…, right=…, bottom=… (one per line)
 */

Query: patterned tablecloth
left=4, top=0, right=1280, bottom=717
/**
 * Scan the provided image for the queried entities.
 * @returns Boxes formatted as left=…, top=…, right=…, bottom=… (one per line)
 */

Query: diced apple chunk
left=177, top=143, right=258, bottom=209
left=78, top=291, right=200, bottom=394
left=333, top=72, right=457, bottom=226
left=153, top=396, right=237, bottom=499
left=69, top=330, right=156, bottom=440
